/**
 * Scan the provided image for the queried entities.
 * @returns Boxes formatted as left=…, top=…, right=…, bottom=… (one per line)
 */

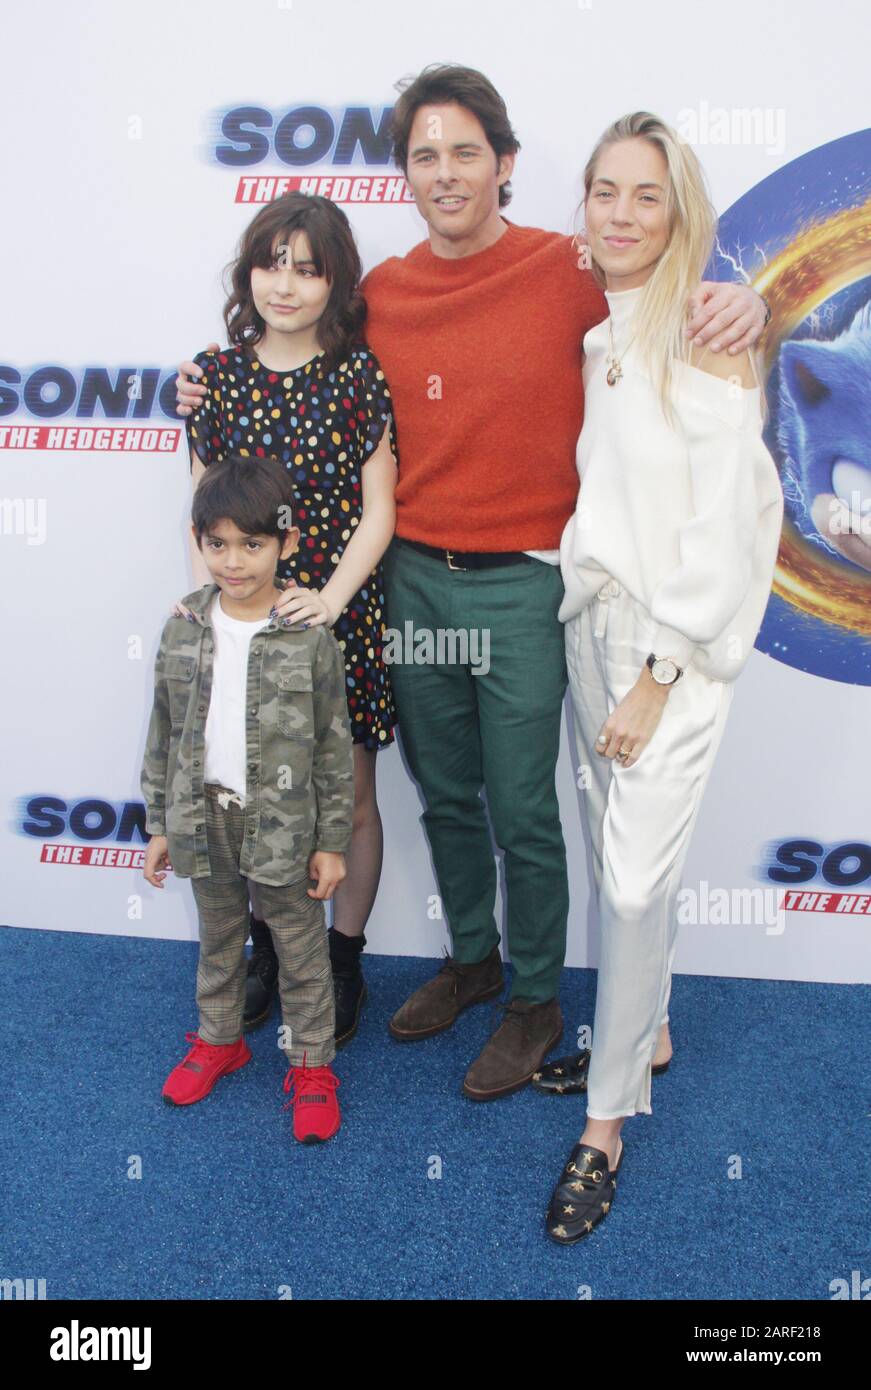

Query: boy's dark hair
left=223, top=192, right=366, bottom=374
left=191, top=454, right=296, bottom=547
left=389, top=63, right=521, bottom=208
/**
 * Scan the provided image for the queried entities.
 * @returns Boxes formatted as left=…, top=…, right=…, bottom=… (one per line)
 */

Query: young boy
left=141, top=454, right=355, bottom=1143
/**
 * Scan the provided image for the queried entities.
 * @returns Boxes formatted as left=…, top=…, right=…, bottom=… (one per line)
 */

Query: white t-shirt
left=204, top=593, right=271, bottom=800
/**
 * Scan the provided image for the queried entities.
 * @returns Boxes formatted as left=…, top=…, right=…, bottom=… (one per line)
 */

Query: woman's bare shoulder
left=688, top=342, right=757, bottom=388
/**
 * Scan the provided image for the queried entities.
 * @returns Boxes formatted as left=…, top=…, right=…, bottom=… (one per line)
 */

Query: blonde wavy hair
left=576, top=112, right=718, bottom=421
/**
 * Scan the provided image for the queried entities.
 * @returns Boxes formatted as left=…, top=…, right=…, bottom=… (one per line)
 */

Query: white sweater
left=558, top=285, right=784, bottom=681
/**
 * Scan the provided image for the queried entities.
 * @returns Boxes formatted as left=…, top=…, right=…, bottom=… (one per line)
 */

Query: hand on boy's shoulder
left=166, top=582, right=215, bottom=626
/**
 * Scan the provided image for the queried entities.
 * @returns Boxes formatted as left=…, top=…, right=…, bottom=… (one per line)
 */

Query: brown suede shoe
left=462, top=997, right=563, bottom=1101
left=388, top=946, right=504, bottom=1041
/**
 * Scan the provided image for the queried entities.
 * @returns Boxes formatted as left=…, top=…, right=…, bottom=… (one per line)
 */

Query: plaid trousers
left=188, top=783, right=336, bottom=1067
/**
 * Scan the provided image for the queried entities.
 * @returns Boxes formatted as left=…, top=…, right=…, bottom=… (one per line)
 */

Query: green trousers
left=382, top=537, right=570, bottom=1003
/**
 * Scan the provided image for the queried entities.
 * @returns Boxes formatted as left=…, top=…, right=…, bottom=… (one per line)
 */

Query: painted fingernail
left=269, top=607, right=277, bottom=619
left=185, top=613, right=193, bottom=622
left=302, top=622, right=310, bottom=629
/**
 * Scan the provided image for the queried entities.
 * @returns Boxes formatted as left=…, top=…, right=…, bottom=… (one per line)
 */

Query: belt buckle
left=445, top=550, right=467, bottom=571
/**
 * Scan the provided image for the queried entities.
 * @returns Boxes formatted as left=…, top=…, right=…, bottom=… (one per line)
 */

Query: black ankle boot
left=244, top=915, right=278, bottom=1030
left=329, top=928, right=367, bottom=1047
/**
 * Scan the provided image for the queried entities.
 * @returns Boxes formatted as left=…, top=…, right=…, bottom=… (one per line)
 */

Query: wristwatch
left=646, top=653, right=683, bottom=685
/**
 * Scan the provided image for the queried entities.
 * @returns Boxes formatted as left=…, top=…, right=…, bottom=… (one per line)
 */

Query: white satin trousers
left=565, top=579, right=734, bottom=1118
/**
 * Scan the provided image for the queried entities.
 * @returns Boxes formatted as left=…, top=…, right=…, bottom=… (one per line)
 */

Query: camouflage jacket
left=140, top=583, right=354, bottom=885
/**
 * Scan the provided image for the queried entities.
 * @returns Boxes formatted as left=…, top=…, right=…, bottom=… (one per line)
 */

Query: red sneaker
left=162, top=1031, right=251, bottom=1106
left=282, top=1054, right=341, bottom=1143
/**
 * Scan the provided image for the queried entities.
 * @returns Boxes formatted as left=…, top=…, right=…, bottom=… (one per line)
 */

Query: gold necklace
left=606, top=317, right=634, bottom=386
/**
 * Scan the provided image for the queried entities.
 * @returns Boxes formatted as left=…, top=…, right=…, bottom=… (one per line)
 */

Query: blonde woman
left=540, top=114, right=783, bottom=1243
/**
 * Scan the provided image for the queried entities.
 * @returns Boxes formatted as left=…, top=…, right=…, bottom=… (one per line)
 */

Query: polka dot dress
left=186, top=343, right=398, bottom=751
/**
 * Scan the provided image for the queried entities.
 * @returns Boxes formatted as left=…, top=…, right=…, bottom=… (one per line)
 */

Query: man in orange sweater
left=176, top=65, right=768, bottom=1100
left=364, top=65, right=767, bottom=1101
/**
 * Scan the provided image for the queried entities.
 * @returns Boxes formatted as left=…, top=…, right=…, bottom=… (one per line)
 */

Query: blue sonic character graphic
left=714, top=126, right=871, bottom=685
left=779, top=299, right=871, bottom=573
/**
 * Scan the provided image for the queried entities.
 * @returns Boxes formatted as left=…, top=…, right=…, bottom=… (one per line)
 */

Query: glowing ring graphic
left=752, top=198, right=871, bottom=634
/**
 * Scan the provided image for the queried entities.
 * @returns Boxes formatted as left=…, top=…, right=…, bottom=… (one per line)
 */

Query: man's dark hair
left=191, top=454, right=296, bottom=547
left=389, top=63, right=521, bottom=208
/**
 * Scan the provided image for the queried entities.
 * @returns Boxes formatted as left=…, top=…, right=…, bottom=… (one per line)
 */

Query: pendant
left=606, top=360, right=622, bottom=386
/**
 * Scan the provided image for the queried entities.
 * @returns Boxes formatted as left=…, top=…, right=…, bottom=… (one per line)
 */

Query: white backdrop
left=2, top=0, right=869, bottom=985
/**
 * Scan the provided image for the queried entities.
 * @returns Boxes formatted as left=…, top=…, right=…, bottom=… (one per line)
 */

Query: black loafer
left=532, top=1049, right=591, bottom=1094
left=243, top=946, right=279, bottom=1030
left=333, top=965, right=367, bottom=1047
left=546, top=1137, right=625, bottom=1244
left=532, top=1049, right=671, bottom=1095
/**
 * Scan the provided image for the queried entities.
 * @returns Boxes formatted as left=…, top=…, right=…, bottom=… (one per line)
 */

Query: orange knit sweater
left=361, top=219, right=607, bottom=551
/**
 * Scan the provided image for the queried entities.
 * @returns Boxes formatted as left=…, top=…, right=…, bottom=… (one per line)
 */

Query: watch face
left=651, top=657, right=678, bottom=684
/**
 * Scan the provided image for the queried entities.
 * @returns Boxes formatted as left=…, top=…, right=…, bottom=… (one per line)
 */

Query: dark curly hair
left=222, top=193, right=366, bottom=374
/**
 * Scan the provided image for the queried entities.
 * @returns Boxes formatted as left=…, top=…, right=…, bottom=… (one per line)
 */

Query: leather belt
left=397, top=537, right=533, bottom=571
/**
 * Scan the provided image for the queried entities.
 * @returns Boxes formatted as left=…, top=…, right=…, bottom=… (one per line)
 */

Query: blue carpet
left=2, top=925, right=867, bottom=1300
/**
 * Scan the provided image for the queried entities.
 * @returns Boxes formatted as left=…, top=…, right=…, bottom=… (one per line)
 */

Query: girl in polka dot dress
left=175, top=193, right=398, bottom=1044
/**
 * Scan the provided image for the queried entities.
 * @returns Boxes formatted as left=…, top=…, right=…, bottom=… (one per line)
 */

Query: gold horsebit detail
left=565, top=1161, right=604, bottom=1185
